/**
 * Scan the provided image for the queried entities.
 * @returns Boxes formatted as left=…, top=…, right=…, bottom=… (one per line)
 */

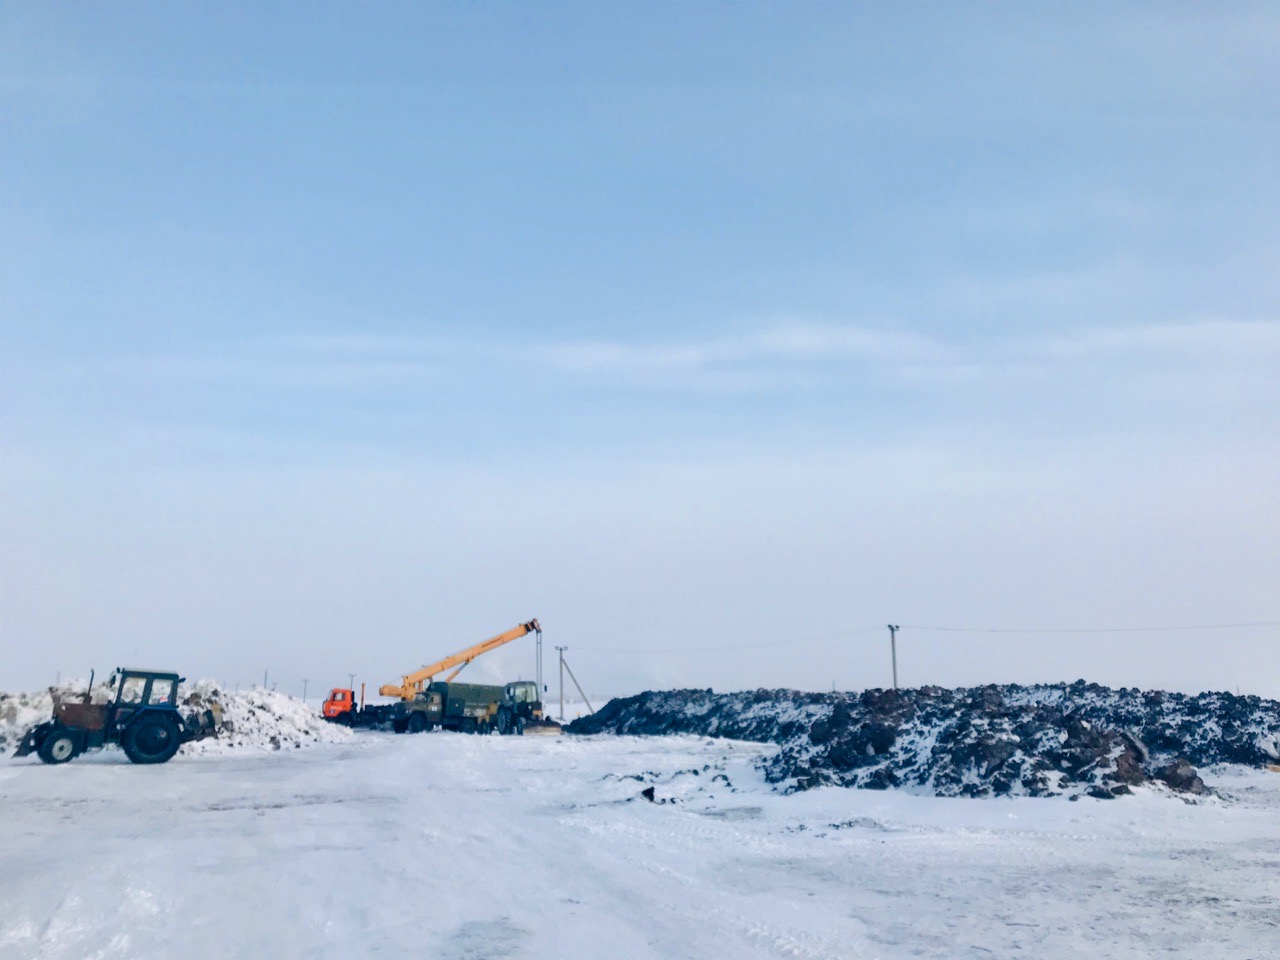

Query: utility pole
left=348, top=673, right=356, bottom=691
left=537, top=626, right=544, bottom=694
left=263, top=669, right=268, bottom=689
left=560, top=654, right=594, bottom=714
left=888, top=625, right=900, bottom=691
left=556, top=646, right=567, bottom=721
left=302, top=678, right=310, bottom=702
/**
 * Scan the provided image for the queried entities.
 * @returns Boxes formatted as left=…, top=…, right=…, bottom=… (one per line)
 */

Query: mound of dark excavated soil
left=569, top=682, right=1280, bottom=799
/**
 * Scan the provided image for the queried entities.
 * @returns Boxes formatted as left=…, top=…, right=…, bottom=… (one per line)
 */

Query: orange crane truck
left=322, top=620, right=557, bottom=734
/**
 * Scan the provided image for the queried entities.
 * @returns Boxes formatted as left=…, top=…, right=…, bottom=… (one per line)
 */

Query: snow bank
left=179, top=682, right=352, bottom=754
left=570, top=681, right=1280, bottom=799
left=0, top=691, right=57, bottom=752
left=1, top=680, right=351, bottom=757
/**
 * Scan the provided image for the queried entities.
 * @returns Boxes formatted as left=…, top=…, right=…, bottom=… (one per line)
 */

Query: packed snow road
left=2, top=734, right=1278, bottom=960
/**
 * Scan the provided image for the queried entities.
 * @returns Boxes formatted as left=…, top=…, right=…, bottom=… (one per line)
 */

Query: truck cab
left=322, top=688, right=356, bottom=722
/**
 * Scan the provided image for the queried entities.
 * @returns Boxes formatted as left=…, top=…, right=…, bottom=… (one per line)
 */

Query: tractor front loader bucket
left=13, top=723, right=48, bottom=757
left=183, top=704, right=226, bottom=742
left=523, top=718, right=564, bottom=737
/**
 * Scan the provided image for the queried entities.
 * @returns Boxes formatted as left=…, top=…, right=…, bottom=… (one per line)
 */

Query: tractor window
left=511, top=684, right=536, bottom=703
left=119, top=677, right=147, bottom=703
left=149, top=679, right=177, bottom=705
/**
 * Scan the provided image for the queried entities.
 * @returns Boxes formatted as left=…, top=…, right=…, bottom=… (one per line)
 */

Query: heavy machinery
left=324, top=678, right=560, bottom=735
left=321, top=687, right=433, bottom=732
left=497, top=680, right=561, bottom=736
left=412, top=681, right=505, bottom=733
left=400, top=679, right=559, bottom=735
left=14, top=668, right=222, bottom=765
left=378, top=619, right=542, bottom=700
left=321, top=619, right=555, bottom=734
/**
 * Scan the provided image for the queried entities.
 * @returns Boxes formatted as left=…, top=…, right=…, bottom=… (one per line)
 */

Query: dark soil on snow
left=569, top=682, right=1280, bottom=799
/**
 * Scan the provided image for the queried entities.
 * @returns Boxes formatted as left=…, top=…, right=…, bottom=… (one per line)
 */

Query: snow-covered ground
left=3, top=732, right=1279, bottom=960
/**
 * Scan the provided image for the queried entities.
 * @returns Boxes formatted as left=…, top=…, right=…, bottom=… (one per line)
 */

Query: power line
left=572, top=626, right=884, bottom=655
left=899, top=621, right=1280, bottom=636
left=557, top=620, right=1279, bottom=658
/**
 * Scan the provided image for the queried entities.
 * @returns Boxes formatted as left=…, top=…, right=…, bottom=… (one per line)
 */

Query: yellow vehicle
left=378, top=619, right=542, bottom=700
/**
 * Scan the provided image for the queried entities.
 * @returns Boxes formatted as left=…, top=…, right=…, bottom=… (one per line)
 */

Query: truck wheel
left=495, top=709, right=511, bottom=735
left=407, top=714, right=427, bottom=734
left=393, top=718, right=409, bottom=734
left=122, top=715, right=182, bottom=764
left=37, top=728, right=78, bottom=764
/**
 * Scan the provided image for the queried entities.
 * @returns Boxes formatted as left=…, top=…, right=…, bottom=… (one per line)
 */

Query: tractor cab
left=496, top=680, right=552, bottom=734
left=504, top=681, right=540, bottom=708
left=109, top=670, right=182, bottom=725
left=113, top=670, right=181, bottom=706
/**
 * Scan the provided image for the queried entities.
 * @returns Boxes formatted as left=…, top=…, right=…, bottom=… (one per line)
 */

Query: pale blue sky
left=2, top=2, right=1278, bottom=698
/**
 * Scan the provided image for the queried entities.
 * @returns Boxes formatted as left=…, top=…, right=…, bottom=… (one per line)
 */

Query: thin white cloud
left=1037, top=319, right=1280, bottom=362
left=57, top=347, right=438, bottom=390
left=538, top=323, right=946, bottom=379
left=36, top=318, right=1280, bottom=397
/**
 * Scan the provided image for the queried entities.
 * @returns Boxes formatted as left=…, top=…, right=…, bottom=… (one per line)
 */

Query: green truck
left=400, top=680, right=558, bottom=735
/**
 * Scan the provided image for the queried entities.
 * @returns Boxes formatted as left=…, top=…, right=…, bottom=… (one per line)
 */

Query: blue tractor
left=15, top=668, right=222, bottom=765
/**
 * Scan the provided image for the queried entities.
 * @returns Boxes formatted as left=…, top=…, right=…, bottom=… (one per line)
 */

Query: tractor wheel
left=495, top=709, right=509, bottom=735
left=37, top=728, right=78, bottom=765
left=122, top=715, right=182, bottom=764
left=407, top=713, right=428, bottom=734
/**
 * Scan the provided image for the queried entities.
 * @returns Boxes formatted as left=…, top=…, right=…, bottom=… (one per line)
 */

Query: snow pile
left=569, top=681, right=1280, bottom=799
left=178, top=682, right=351, bottom=754
left=0, top=690, right=62, bottom=752
left=1, top=680, right=350, bottom=757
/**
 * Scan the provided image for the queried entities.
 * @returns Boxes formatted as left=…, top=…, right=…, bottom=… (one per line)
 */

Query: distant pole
left=556, top=646, right=567, bottom=721
left=560, top=655, right=594, bottom=713
left=302, top=678, right=310, bottom=702
left=536, top=627, right=544, bottom=694
left=263, top=669, right=268, bottom=689
left=888, top=625, right=900, bottom=691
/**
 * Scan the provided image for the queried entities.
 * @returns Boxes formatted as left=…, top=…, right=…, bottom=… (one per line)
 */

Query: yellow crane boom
left=378, top=619, right=542, bottom=700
